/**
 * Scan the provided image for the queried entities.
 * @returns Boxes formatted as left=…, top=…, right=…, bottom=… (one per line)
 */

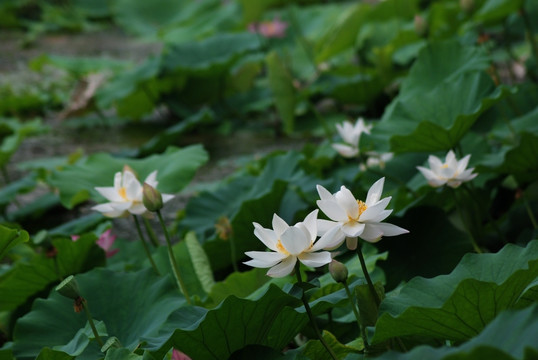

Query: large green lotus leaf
left=473, top=0, right=524, bottom=24
left=36, top=348, right=75, bottom=360
left=96, top=56, right=161, bottom=110
left=0, top=118, right=48, bottom=167
left=313, top=3, right=368, bottom=62
left=48, top=145, right=208, bottom=208
left=266, top=51, right=296, bottom=135
left=0, top=225, right=28, bottom=260
left=380, top=71, right=512, bottom=153
left=0, top=173, right=37, bottom=207
left=373, top=304, right=538, bottom=360
left=377, top=206, right=472, bottom=290
left=0, top=234, right=105, bottom=312
left=12, top=268, right=185, bottom=360
left=112, top=0, right=186, bottom=37
left=372, top=240, right=538, bottom=344
left=492, top=132, right=538, bottom=184
left=162, top=33, right=260, bottom=75
left=144, top=284, right=307, bottom=360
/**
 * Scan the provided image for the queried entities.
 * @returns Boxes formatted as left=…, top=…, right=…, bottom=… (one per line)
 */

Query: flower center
left=441, top=164, right=449, bottom=168
left=357, top=200, right=368, bottom=216
left=118, top=187, right=128, bottom=200
left=276, top=239, right=290, bottom=255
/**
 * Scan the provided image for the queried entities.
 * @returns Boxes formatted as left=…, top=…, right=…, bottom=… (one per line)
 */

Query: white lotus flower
left=316, top=178, right=409, bottom=244
left=92, top=168, right=174, bottom=218
left=244, top=210, right=342, bottom=278
left=332, top=118, right=372, bottom=158
left=417, top=150, right=478, bottom=188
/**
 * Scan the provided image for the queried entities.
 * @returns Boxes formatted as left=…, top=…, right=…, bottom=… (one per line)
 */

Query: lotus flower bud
left=414, top=15, right=428, bottom=37
left=143, top=182, right=163, bottom=212
left=55, top=275, right=81, bottom=300
left=329, top=260, right=348, bottom=283
left=460, top=0, right=474, bottom=13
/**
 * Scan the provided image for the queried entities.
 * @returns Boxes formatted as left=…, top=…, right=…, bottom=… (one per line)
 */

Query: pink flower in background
left=172, top=349, right=192, bottom=360
left=96, top=229, right=119, bottom=258
left=248, top=17, right=288, bottom=38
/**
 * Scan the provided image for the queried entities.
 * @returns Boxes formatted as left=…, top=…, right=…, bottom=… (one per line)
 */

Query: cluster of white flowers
left=244, top=177, right=409, bottom=277
left=332, top=118, right=372, bottom=158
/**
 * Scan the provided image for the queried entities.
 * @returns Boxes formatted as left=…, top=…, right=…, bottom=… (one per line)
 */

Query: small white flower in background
left=244, top=210, right=342, bottom=278
left=417, top=150, right=478, bottom=188
left=92, top=167, right=174, bottom=218
left=316, top=178, right=409, bottom=245
left=365, top=152, right=393, bottom=169
left=332, top=118, right=372, bottom=158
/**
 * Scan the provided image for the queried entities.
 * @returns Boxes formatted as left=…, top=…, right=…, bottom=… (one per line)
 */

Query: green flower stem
left=156, top=210, right=192, bottom=305
left=81, top=299, right=104, bottom=348
left=356, top=242, right=381, bottom=307
left=342, top=281, right=369, bottom=349
left=229, top=235, right=239, bottom=273
left=142, top=217, right=160, bottom=247
left=133, top=216, right=161, bottom=275
left=522, top=192, right=538, bottom=229
left=452, top=189, right=483, bottom=253
left=295, top=262, right=338, bottom=360
left=463, top=183, right=507, bottom=244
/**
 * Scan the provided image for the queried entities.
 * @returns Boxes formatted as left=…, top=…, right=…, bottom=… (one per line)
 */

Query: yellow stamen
left=276, top=239, right=290, bottom=255
left=118, top=187, right=128, bottom=200
left=441, top=164, right=449, bottom=168
left=357, top=200, right=368, bottom=216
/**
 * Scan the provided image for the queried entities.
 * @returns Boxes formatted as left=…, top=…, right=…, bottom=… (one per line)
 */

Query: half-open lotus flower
left=332, top=118, right=372, bottom=158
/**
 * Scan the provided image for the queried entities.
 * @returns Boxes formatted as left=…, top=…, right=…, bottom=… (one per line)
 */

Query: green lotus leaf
left=266, top=51, right=296, bottom=135
left=48, top=145, right=208, bottom=209
left=0, top=225, right=28, bottom=260
left=375, top=40, right=513, bottom=153
left=162, top=33, right=260, bottom=75
left=0, top=118, right=48, bottom=167
left=373, top=304, right=538, bottom=360
left=12, top=268, right=185, bottom=360
left=0, top=234, right=105, bottom=312
left=145, top=284, right=307, bottom=360
left=493, top=132, right=538, bottom=184
left=372, top=240, right=538, bottom=344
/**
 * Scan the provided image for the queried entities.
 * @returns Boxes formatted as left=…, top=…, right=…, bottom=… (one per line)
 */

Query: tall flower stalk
left=133, top=215, right=160, bottom=275
left=295, top=262, right=338, bottom=360
left=143, top=183, right=192, bottom=304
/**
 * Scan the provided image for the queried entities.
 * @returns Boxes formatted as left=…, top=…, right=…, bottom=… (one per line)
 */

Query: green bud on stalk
left=329, top=260, right=348, bottom=284
left=143, top=182, right=163, bottom=212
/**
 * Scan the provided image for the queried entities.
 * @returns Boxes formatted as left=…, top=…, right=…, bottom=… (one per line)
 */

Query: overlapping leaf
left=0, top=234, right=104, bottom=312
left=12, top=268, right=184, bottom=360
left=48, top=145, right=208, bottom=208
left=144, top=284, right=307, bottom=360
left=373, top=240, right=538, bottom=344
left=0, top=225, right=29, bottom=260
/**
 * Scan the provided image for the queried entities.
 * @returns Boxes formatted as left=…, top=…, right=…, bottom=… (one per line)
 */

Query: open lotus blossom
left=244, top=210, right=342, bottom=278
left=316, top=178, right=409, bottom=245
left=417, top=150, right=478, bottom=188
left=332, top=118, right=372, bottom=158
left=92, top=167, right=174, bottom=218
